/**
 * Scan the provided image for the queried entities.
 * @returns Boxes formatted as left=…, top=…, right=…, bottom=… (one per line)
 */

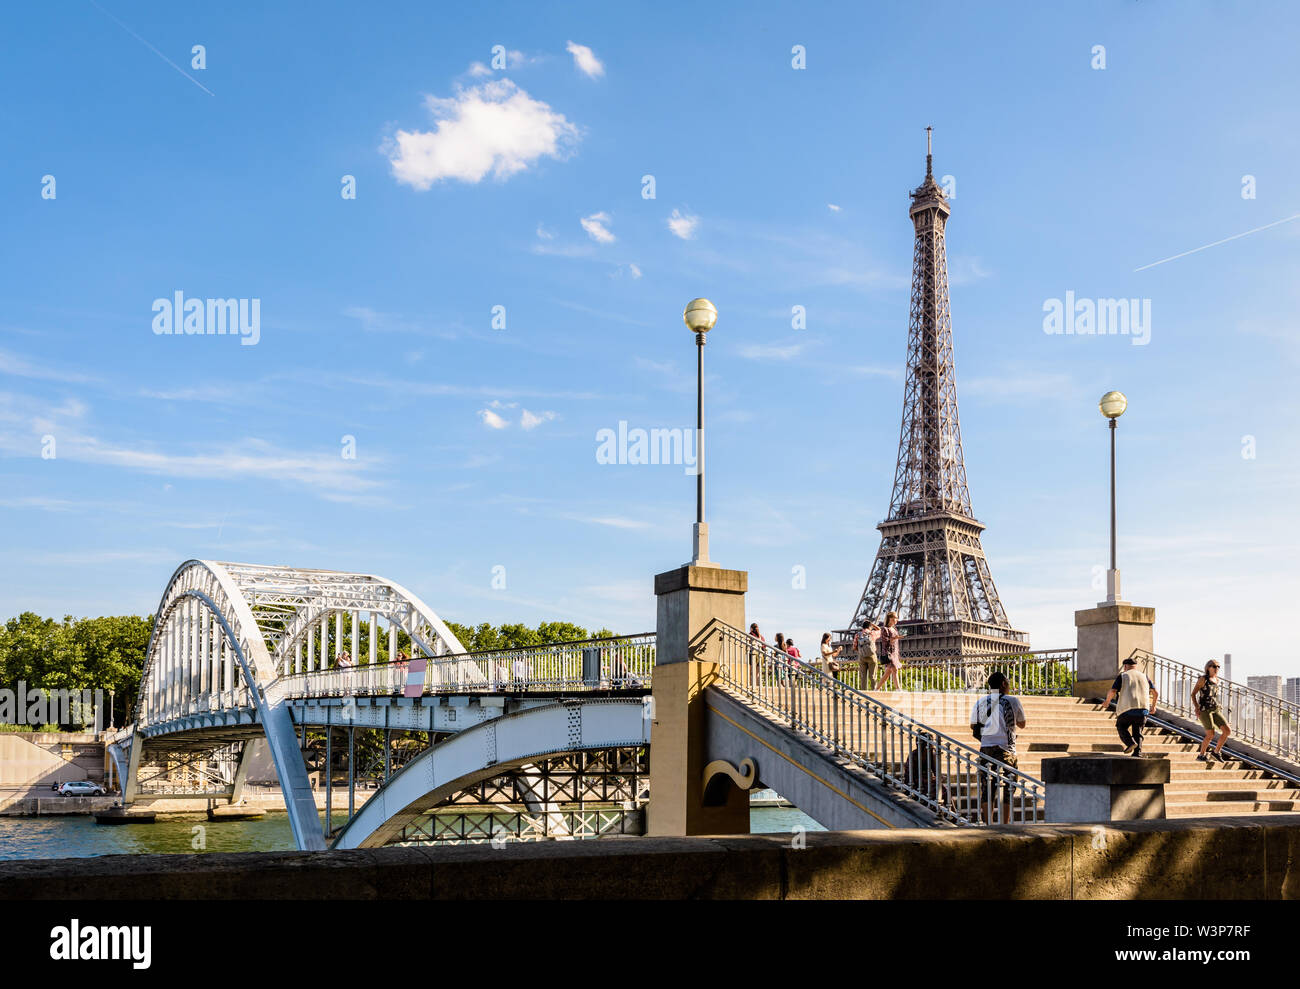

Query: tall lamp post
left=1099, top=390, right=1128, bottom=604
left=683, top=298, right=718, bottom=566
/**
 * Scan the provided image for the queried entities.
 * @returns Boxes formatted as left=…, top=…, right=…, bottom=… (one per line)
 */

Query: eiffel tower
left=848, top=129, right=1028, bottom=660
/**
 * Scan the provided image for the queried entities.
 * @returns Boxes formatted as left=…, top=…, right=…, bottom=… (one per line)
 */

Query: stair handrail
left=1129, top=648, right=1300, bottom=765
left=700, top=619, right=1045, bottom=827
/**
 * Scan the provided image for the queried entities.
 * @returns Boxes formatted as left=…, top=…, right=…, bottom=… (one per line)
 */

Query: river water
left=0, top=807, right=822, bottom=860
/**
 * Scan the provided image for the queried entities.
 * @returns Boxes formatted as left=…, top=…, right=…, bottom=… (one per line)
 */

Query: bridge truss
left=118, top=560, right=467, bottom=850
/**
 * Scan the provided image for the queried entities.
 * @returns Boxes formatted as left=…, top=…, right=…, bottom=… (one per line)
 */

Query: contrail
left=87, top=0, right=214, bottom=97
left=1135, top=212, right=1300, bottom=271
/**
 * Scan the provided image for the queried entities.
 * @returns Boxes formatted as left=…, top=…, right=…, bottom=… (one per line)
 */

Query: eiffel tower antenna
left=848, top=131, right=1029, bottom=659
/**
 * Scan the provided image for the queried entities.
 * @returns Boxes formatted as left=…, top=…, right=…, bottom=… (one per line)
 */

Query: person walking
left=874, top=612, right=905, bottom=690
left=1103, top=656, right=1158, bottom=756
left=969, top=671, right=1027, bottom=824
left=1192, top=659, right=1230, bottom=762
left=853, top=620, right=881, bottom=691
left=819, top=633, right=842, bottom=680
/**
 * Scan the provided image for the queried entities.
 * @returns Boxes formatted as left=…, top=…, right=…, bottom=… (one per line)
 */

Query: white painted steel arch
left=332, top=698, right=650, bottom=849
left=133, top=560, right=467, bottom=851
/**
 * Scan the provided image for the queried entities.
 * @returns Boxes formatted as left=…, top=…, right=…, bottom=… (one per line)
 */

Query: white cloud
left=387, top=80, right=579, bottom=188
left=667, top=208, right=699, bottom=240
left=566, top=41, right=605, bottom=78
left=570, top=515, right=649, bottom=530
left=520, top=409, right=557, bottom=430
left=468, top=61, right=492, bottom=77
left=827, top=203, right=842, bottom=212
left=627, top=263, right=643, bottom=279
left=0, top=348, right=98, bottom=384
left=536, top=222, right=555, bottom=240
left=947, top=255, right=992, bottom=286
left=478, top=407, right=510, bottom=429
left=739, top=342, right=805, bottom=360
left=580, top=211, right=615, bottom=243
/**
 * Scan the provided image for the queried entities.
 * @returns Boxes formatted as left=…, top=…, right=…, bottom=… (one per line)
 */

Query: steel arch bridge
left=109, top=560, right=656, bottom=852
left=117, top=560, right=469, bottom=851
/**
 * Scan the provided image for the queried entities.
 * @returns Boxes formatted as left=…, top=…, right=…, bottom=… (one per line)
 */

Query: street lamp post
left=1099, top=390, right=1128, bottom=603
left=683, top=298, right=718, bottom=566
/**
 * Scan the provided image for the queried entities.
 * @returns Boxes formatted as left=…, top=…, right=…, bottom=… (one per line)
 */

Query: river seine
left=0, top=807, right=821, bottom=860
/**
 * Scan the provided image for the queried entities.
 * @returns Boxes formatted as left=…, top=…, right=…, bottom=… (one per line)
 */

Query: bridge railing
left=816, top=644, right=1076, bottom=696
left=893, top=650, right=1077, bottom=695
left=1131, top=649, right=1300, bottom=763
left=277, top=633, right=656, bottom=699
left=706, top=621, right=1045, bottom=825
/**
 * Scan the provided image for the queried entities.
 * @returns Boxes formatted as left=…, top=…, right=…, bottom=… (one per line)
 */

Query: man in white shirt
left=970, top=671, right=1027, bottom=824
left=1103, top=656, right=1158, bottom=756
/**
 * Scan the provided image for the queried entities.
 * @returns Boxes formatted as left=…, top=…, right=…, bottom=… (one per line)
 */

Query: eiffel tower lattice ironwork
left=848, top=129, right=1028, bottom=660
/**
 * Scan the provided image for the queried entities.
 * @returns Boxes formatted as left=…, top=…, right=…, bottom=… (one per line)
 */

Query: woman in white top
left=819, top=632, right=842, bottom=680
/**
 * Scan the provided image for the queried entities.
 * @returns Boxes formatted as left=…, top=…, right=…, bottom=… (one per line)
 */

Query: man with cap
left=1102, top=657, right=1159, bottom=756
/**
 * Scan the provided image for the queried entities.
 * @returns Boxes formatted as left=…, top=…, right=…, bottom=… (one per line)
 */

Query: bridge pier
left=648, top=564, right=751, bottom=837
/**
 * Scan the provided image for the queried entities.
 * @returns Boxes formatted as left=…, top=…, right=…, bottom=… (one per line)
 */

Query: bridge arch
left=332, top=698, right=650, bottom=849
left=131, top=560, right=467, bottom=851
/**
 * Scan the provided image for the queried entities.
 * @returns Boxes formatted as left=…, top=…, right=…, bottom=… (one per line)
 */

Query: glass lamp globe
left=683, top=298, right=718, bottom=334
left=1099, top=390, right=1128, bottom=419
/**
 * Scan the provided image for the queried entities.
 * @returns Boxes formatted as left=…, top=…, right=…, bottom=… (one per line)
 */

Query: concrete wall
left=703, top=687, right=940, bottom=830
left=0, top=733, right=100, bottom=788
left=4, top=815, right=1298, bottom=899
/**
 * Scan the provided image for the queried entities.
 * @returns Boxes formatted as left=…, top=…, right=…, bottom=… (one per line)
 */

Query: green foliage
left=0, top=612, right=152, bottom=727
left=443, top=620, right=616, bottom=653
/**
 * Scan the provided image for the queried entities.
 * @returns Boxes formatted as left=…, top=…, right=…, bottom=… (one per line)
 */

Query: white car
left=57, top=781, right=106, bottom=797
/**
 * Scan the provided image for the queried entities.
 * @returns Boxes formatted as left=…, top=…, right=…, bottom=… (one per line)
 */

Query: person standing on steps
left=969, top=671, right=1026, bottom=824
left=1192, top=659, right=1231, bottom=762
left=1102, top=656, right=1159, bottom=756
left=854, top=620, right=881, bottom=691
left=819, top=632, right=842, bottom=680
left=874, top=612, right=905, bottom=690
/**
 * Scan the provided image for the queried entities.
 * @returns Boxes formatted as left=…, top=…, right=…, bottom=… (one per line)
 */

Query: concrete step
left=1168, top=800, right=1300, bottom=816
left=1164, top=784, right=1300, bottom=800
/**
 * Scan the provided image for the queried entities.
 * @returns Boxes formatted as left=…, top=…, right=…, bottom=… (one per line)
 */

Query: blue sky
left=2, top=1, right=1298, bottom=682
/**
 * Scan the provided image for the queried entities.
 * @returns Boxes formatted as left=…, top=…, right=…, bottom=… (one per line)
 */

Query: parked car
left=57, top=781, right=106, bottom=797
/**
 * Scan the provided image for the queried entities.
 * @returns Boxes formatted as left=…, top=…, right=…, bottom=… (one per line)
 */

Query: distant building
left=1223, top=653, right=1232, bottom=682
left=1248, top=675, right=1283, bottom=698
left=1286, top=678, right=1300, bottom=707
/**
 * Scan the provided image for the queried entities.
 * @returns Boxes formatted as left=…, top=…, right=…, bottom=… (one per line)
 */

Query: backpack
left=972, top=693, right=1009, bottom=742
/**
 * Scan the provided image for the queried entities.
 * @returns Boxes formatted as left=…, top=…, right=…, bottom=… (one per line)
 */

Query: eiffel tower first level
left=848, top=129, right=1029, bottom=661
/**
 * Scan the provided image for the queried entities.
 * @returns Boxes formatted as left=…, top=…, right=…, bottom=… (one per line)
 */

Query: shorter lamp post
left=683, top=298, right=718, bottom=565
left=1099, top=390, right=1128, bottom=604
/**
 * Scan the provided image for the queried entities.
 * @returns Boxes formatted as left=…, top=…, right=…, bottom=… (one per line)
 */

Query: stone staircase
left=871, top=691, right=1300, bottom=818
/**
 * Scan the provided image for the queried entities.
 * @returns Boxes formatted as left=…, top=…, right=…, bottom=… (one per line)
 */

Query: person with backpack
left=853, top=620, right=881, bottom=691
left=1192, top=659, right=1230, bottom=762
left=1102, top=656, right=1159, bottom=756
left=969, top=671, right=1027, bottom=824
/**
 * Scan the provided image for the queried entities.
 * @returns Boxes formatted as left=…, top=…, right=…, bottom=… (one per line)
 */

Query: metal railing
left=277, top=633, right=656, bottom=699
left=1132, top=649, right=1300, bottom=764
left=707, top=621, right=1045, bottom=826
left=813, top=645, right=1076, bottom=696
left=397, top=807, right=643, bottom=844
